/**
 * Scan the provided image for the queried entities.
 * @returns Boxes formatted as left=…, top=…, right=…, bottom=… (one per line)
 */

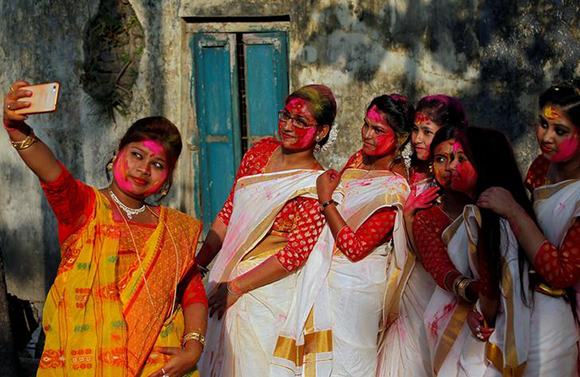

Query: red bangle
left=227, top=280, right=244, bottom=296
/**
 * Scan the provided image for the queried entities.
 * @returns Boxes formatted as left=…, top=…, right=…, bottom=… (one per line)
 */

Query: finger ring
left=477, top=333, right=485, bottom=340
left=162, top=368, right=169, bottom=377
left=475, top=326, right=482, bottom=333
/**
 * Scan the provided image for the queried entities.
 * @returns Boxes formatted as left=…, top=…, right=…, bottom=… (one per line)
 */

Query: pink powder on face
left=371, top=132, right=395, bottom=155
left=551, top=132, right=580, bottom=162
left=367, top=106, right=384, bottom=123
left=292, top=125, right=318, bottom=149
left=143, top=140, right=165, bottom=157
left=362, top=107, right=396, bottom=156
left=113, top=151, right=133, bottom=192
left=450, top=142, right=478, bottom=193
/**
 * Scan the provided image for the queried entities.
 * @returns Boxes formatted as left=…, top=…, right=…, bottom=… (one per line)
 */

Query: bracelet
left=181, top=331, right=206, bottom=349
left=457, top=278, right=474, bottom=302
left=198, top=265, right=209, bottom=278
left=319, top=199, right=336, bottom=212
left=227, top=280, right=243, bottom=297
left=451, top=275, right=463, bottom=295
left=10, top=129, right=37, bottom=150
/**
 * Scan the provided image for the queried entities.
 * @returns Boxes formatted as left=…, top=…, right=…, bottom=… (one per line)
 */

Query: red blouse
left=216, top=137, right=326, bottom=272
left=413, top=206, right=458, bottom=290
left=414, top=205, right=493, bottom=298
left=526, top=155, right=580, bottom=289
left=333, top=150, right=397, bottom=262
left=40, top=162, right=207, bottom=309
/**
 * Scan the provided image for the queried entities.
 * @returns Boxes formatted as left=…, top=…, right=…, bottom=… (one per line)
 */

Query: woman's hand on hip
left=208, top=282, right=240, bottom=320
left=148, top=342, right=203, bottom=377
left=317, top=169, right=340, bottom=203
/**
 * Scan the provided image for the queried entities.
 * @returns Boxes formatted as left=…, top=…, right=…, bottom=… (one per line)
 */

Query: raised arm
left=3, top=81, right=61, bottom=182
left=478, top=187, right=580, bottom=288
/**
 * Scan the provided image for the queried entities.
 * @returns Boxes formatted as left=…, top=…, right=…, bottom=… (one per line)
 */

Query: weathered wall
left=0, top=0, right=190, bottom=302
left=1, top=0, right=579, bottom=304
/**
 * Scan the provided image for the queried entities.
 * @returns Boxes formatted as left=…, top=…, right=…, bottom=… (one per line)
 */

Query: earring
left=315, top=135, right=321, bottom=142
left=107, top=162, right=113, bottom=171
left=160, top=189, right=168, bottom=197
left=429, top=163, right=433, bottom=174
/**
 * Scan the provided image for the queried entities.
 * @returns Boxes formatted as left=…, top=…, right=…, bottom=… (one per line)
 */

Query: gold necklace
left=111, top=198, right=180, bottom=324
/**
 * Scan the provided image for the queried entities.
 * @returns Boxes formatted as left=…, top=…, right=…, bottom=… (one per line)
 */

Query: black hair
left=455, top=127, right=535, bottom=306
left=539, top=79, right=580, bottom=129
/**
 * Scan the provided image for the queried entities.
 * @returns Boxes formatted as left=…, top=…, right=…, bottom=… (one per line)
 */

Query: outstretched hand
left=316, top=169, right=341, bottom=203
left=3, top=80, right=32, bottom=131
left=403, top=185, right=440, bottom=218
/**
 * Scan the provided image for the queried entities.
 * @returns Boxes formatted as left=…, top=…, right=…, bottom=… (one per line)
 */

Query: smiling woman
left=3, top=81, right=208, bottom=377
left=196, top=84, right=337, bottom=377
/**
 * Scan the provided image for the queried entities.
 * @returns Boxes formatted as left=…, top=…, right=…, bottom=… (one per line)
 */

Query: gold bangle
left=11, top=130, right=37, bottom=150
left=182, top=331, right=206, bottom=349
left=457, top=278, right=474, bottom=302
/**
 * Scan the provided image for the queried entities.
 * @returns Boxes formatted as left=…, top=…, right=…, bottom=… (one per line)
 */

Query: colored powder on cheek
left=453, top=162, right=478, bottom=192
left=292, top=126, right=318, bottom=148
left=552, top=135, right=580, bottom=162
left=113, top=154, right=133, bottom=192
left=143, top=140, right=165, bottom=157
left=373, top=132, right=395, bottom=155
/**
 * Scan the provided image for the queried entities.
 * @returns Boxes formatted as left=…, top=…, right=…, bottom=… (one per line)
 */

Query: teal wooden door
left=243, top=32, right=289, bottom=145
left=192, top=31, right=289, bottom=227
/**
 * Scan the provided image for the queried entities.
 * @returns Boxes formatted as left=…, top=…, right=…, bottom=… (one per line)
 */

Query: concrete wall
left=1, top=0, right=579, bottom=303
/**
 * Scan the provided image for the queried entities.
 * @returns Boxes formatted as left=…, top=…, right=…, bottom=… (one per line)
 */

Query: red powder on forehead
left=143, top=140, right=165, bottom=156
left=367, top=106, right=385, bottom=123
left=414, top=112, right=430, bottom=125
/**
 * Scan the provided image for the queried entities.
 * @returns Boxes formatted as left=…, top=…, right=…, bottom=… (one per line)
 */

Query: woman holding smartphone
left=4, top=81, right=208, bottom=377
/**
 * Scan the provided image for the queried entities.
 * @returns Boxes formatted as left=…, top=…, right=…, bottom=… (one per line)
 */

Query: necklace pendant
left=126, top=212, right=134, bottom=220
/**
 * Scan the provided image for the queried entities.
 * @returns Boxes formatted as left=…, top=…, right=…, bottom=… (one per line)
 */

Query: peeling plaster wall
left=1, top=0, right=579, bottom=302
left=182, top=0, right=580, bottom=170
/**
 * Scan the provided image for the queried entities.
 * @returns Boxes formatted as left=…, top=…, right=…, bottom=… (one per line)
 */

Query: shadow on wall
left=294, top=0, right=580, bottom=142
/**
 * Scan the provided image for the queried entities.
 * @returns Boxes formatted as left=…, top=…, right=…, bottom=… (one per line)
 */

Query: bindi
left=543, top=105, right=561, bottom=121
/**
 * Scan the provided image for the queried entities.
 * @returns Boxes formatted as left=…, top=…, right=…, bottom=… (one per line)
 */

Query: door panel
left=243, top=32, right=289, bottom=146
left=192, top=33, right=241, bottom=227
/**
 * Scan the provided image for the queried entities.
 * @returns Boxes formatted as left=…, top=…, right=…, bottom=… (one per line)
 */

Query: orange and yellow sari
left=38, top=189, right=201, bottom=376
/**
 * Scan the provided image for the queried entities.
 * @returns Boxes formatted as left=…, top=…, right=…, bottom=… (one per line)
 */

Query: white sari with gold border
left=433, top=204, right=577, bottom=377
left=199, top=169, right=338, bottom=377
left=270, top=169, right=410, bottom=377
left=376, top=177, right=435, bottom=377
left=330, top=169, right=410, bottom=377
left=532, top=178, right=580, bottom=377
